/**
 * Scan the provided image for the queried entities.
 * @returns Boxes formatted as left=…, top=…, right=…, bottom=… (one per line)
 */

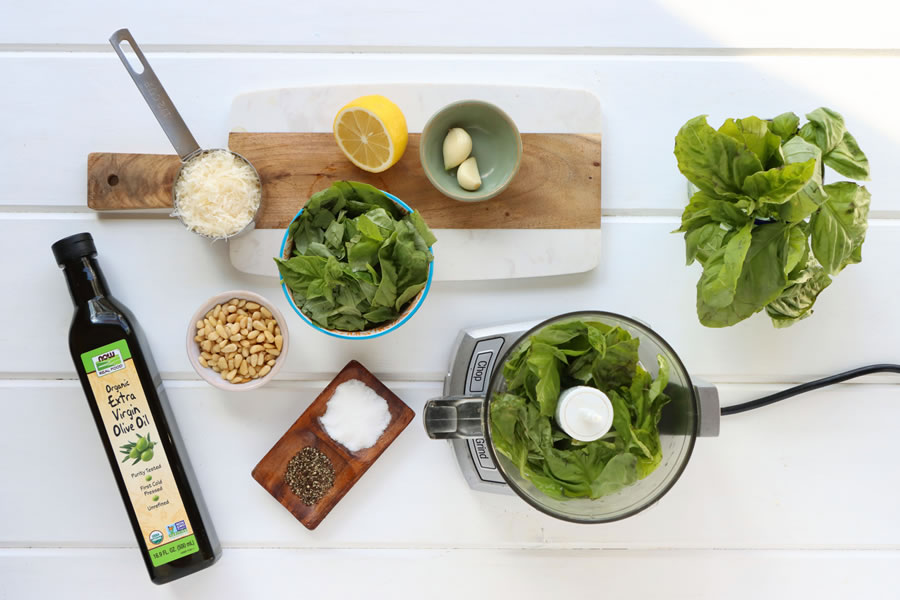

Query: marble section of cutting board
left=227, top=84, right=602, bottom=281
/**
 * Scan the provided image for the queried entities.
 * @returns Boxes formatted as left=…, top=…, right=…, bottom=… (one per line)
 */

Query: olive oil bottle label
left=81, top=340, right=199, bottom=567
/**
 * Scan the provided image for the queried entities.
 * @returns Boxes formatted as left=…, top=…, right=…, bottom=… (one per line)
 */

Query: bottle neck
left=62, top=256, right=110, bottom=306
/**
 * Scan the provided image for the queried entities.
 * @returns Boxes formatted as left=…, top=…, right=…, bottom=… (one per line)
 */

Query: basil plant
left=673, top=108, right=870, bottom=328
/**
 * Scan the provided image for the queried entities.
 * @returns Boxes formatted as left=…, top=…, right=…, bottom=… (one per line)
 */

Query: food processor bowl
left=425, top=311, right=703, bottom=523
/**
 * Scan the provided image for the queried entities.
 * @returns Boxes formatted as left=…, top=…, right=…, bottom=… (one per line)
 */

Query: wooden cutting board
left=87, top=132, right=602, bottom=229
left=251, top=360, right=414, bottom=530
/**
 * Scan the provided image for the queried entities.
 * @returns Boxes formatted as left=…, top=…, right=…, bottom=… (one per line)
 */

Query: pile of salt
left=320, top=379, right=391, bottom=452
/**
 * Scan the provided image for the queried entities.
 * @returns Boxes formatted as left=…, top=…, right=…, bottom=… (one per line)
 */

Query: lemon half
left=333, top=95, right=408, bottom=173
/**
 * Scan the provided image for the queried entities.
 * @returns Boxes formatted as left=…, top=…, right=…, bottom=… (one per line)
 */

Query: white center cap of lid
left=555, top=386, right=614, bottom=442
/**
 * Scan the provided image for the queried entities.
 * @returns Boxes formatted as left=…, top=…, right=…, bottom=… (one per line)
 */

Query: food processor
left=424, top=311, right=721, bottom=523
left=425, top=310, right=900, bottom=523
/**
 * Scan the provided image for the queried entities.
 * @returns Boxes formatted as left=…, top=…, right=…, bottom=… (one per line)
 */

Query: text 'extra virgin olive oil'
left=52, top=233, right=220, bottom=584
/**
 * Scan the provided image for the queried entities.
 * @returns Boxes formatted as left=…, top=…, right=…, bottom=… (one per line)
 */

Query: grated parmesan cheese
left=173, top=150, right=262, bottom=238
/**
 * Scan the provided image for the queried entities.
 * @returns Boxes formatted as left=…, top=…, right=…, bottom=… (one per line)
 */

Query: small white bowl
left=186, top=290, right=289, bottom=391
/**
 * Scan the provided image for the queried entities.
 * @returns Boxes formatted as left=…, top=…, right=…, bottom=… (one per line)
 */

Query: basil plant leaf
left=718, top=116, right=784, bottom=168
left=810, top=182, right=871, bottom=275
left=824, top=131, right=870, bottom=181
left=697, top=223, right=793, bottom=328
left=800, top=107, right=847, bottom=155
left=741, top=159, right=816, bottom=205
left=768, top=112, right=800, bottom=142
left=698, top=223, right=752, bottom=308
left=777, top=137, right=827, bottom=223
left=674, top=115, right=763, bottom=197
left=766, top=262, right=832, bottom=328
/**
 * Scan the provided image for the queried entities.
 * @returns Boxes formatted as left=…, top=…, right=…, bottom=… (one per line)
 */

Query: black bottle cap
left=52, top=232, right=97, bottom=266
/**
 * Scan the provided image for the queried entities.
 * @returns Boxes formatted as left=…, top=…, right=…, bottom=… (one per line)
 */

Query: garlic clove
left=443, top=127, right=473, bottom=170
left=457, top=157, right=482, bottom=191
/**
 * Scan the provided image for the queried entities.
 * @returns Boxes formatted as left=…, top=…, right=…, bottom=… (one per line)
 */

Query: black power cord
left=721, top=364, right=900, bottom=416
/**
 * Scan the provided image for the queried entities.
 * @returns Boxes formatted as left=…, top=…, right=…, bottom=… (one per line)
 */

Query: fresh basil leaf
left=365, top=207, right=396, bottom=232
left=362, top=306, right=398, bottom=323
left=741, top=159, right=816, bottom=205
left=766, top=263, right=832, bottom=328
left=674, top=115, right=763, bottom=196
left=718, top=116, right=782, bottom=167
left=708, top=199, right=752, bottom=227
left=491, top=319, right=669, bottom=499
left=697, top=223, right=792, bottom=327
left=698, top=223, right=752, bottom=308
left=800, top=107, right=847, bottom=154
left=406, top=210, right=438, bottom=246
left=810, top=182, right=871, bottom=275
left=777, top=137, right=826, bottom=222
left=356, top=214, right=384, bottom=241
left=306, top=242, right=334, bottom=259
left=784, top=224, right=809, bottom=278
left=278, top=182, right=435, bottom=331
left=347, top=237, right=380, bottom=272
left=768, top=112, right=800, bottom=141
left=824, top=131, right=870, bottom=181
left=684, top=222, right=726, bottom=266
left=373, top=244, right=399, bottom=308
left=395, top=282, right=426, bottom=312
left=324, top=220, right=345, bottom=249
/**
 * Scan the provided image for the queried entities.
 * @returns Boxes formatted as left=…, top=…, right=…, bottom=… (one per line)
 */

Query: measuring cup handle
left=424, top=396, right=484, bottom=439
left=109, top=29, right=201, bottom=160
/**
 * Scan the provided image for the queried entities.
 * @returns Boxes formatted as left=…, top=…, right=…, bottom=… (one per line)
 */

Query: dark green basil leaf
left=276, top=181, right=436, bottom=331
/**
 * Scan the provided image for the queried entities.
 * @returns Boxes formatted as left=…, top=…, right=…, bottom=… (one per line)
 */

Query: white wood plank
left=1, top=54, right=895, bottom=212
left=3, top=381, right=899, bottom=548
left=2, top=548, right=899, bottom=598
left=2, top=0, right=899, bottom=49
left=6, top=216, right=898, bottom=380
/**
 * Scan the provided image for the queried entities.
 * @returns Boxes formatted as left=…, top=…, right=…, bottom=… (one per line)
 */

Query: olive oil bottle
left=52, top=233, right=220, bottom=584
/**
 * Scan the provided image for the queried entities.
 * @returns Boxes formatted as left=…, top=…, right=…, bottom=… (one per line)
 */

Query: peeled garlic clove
left=457, top=157, right=482, bottom=191
left=443, top=127, right=472, bottom=170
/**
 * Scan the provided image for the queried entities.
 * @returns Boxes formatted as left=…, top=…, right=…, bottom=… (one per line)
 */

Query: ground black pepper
left=284, top=447, right=335, bottom=506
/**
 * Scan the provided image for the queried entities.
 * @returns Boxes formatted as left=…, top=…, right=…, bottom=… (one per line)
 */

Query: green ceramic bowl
left=420, top=100, right=523, bottom=202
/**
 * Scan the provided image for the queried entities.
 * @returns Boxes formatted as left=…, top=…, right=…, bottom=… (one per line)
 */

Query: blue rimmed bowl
left=278, top=190, right=434, bottom=340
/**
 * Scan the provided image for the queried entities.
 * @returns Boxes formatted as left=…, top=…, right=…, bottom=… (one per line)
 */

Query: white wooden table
left=3, top=1, right=900, bottom=597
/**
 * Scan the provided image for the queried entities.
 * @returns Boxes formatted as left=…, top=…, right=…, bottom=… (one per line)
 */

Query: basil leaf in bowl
left=275, top=181, right=436, bottom=334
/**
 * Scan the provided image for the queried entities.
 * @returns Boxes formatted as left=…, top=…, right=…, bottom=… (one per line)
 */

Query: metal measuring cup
left=109, top=28, right=262, bottom=240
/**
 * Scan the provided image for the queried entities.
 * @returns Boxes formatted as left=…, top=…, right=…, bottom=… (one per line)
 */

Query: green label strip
left=80, top=339, right=132, bottom=374
left=149, top=534, right=199, bottom=567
